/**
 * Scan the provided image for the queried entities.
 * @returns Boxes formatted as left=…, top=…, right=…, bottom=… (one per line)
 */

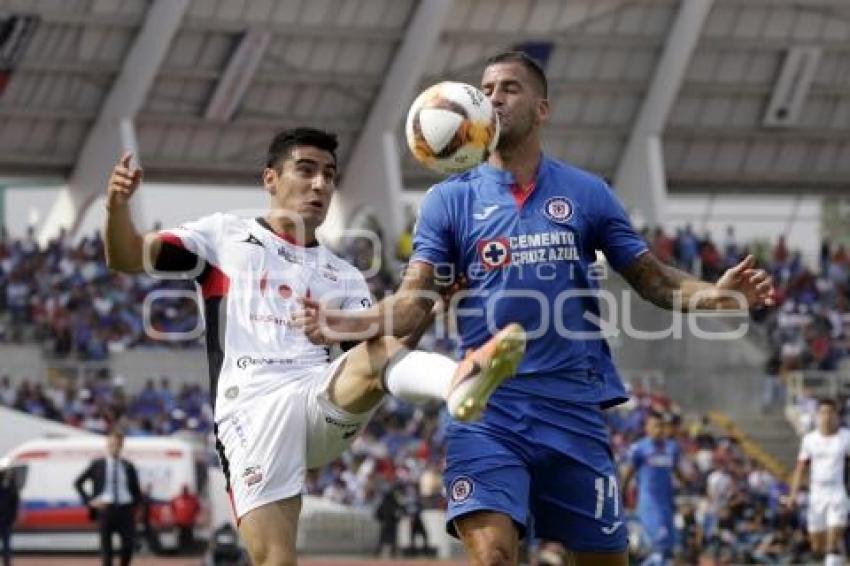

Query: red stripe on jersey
left=227, top=489, right=240, bottom=526
left=158, top=231, right=185, bottom=248
left=201, top=265, right=230, bottom=299
left=510, top=182, right=536, bottom=208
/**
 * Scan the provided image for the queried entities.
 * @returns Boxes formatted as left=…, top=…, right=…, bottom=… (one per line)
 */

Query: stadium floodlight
left=204, top=28, right=270, bottom=122
left=763, top=46, right=821, bottom=128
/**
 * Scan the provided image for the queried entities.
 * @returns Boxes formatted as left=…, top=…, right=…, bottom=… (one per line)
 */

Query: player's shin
left=382, top=350, right=457, bottom=403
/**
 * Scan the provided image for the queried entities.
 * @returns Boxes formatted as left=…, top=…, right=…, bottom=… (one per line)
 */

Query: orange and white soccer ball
left=405, top=81, right=499, bottom=174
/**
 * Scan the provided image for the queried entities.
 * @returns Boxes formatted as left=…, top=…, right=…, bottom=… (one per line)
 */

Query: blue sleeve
left=412, top=186, right=454, bottom=266
left=628, top=443, right=644, bottom=469
left=593, top=181, right=648, bottom=272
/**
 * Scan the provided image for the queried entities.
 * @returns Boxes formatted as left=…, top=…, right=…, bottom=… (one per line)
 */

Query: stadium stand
left=3, top=222, right=848, bottom=563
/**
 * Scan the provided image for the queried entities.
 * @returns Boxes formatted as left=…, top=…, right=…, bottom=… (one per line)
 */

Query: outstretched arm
left=295, top=261, right=441, bottom=344
left=103, top=152, right=163, bottom=273
left=784, top=459, right=808, bottom=508
left=620, top=252, right=775, bottom=311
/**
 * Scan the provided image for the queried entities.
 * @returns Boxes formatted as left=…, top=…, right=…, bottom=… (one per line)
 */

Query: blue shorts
left=443, top=389, right=627, bottom=553
left=638, top=508, right=676, bottom=555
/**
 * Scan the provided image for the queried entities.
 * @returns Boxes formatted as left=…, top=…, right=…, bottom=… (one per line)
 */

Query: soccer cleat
left=447, top=323, right=527, bottom=421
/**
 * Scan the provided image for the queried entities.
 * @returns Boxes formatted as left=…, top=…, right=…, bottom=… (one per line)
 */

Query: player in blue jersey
left=297, top=51, right=775, bottom=565
left=622, top=412, right=687, bottom=565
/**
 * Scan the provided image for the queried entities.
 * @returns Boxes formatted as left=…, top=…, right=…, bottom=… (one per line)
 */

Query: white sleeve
left=340, top=268, right=373, bottom=312
left=798, top=434, right=812, bottom=462
left=159, top=212, right=225, bottom=266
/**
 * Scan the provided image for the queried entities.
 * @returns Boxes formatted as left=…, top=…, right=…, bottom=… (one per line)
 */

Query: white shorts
left=215, top=353, right=377, bottom=519
left=807, top=492, right=849, bottom=532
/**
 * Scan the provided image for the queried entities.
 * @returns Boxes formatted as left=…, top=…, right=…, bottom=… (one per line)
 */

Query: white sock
left=384, top=350, right=457, bottom=403
left=825, top=553, right=843, bottom=566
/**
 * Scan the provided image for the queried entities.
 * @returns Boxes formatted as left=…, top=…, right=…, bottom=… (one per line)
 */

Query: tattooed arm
left=619, top=252, right=775, bottom=312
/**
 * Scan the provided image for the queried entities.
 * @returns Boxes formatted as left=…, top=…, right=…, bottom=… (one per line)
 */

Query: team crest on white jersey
left=278, top=284, right=293, bottom=299
left=243, top=465, right=263, bottom=488
left=543, top=197, right=574, bottom=224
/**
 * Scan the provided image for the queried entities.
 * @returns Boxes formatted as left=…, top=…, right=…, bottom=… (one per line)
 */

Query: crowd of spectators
left=4, top=221, right=850, bottom=563
left=0, top=226, right=201, bottom=358
left=642, top=224, right=850, bottom=423
left=606, top=387, right=818, bottom=564
left=0, top=372, right=212, bottom=437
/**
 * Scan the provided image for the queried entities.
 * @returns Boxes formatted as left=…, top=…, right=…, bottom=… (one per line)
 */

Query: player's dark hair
left=818, top=398, right=837, bottom=410
left=266, top=127, right=338, bottom=171
left=646, top=411, right=663, bottom=422
left=484, top=50, right=548, bottom=98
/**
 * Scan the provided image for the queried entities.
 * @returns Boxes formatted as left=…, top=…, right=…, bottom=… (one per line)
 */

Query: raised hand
left=106, top=152, right=143, bottom=209
left=715, top=254, right=776, bottom=308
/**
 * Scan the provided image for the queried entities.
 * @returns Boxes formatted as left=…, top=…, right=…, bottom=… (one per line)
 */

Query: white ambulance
left=4, top=435, right=210, bottom=552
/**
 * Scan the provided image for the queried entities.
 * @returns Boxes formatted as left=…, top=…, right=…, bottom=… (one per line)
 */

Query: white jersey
left=156, top=213, right=371, bottom=418
left=798, top=428, right=850, bottom=496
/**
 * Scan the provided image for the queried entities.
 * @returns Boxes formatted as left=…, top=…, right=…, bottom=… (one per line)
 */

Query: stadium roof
left=0, top=0, right=848, bottom=195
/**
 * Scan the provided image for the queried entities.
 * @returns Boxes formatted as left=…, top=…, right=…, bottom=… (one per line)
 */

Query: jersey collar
left=255, top=217, right=320, bottom=248
left=476, top=153, right=552, bottom=186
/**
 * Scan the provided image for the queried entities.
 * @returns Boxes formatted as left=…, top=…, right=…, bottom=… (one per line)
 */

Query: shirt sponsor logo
left=324, top=415, right=360, bottom=440
left=477, top=238, right=511, bottom=270
left=479, top=230, right=580, bottom=267
left=319, top=262, right=339, bottom=281
left=249, top=313, right=293, bottom=327
left=543, top=197, right=574, bottom=224
left=278, top=247, right=302, bottom=264
left=647, top=454, right=674, bottom=467
left=236, top=355, right=297, bottom=370
left=449, top=476, right=474, bottom=503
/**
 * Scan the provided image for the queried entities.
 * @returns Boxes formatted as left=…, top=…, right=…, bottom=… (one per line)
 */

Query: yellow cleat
left=446, top=323, right=526, bottom=422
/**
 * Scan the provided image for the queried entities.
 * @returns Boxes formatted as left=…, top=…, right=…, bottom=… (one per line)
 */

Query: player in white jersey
left=786, top=398, right=850, bottom=566
left=103, top=127, right=527, bottom=566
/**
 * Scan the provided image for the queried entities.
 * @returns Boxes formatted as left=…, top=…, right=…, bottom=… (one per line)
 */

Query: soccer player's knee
left=247, top=538, right=295, bottom=566
left=365, top=335, right=406, bottom=369
left=366, top=334, right=403, bottom=354
left=253, top=544, right=295, bottom=566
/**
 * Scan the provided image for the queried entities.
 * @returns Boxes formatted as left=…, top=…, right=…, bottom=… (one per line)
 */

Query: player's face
left=817, top=404, right=838, bottom=432
left=264, top=145, right=337, bottom=229
left=107, top=434, right=123, bottom=457
left=481, top=62, right=549, bottom=151
left=646, top=417, right=663, bottom=439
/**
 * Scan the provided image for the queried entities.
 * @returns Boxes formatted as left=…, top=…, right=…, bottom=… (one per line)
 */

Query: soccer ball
left=405, top=81, right=499, bottom=174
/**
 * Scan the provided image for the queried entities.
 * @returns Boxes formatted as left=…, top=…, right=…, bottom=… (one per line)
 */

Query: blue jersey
left=628, top=437, right=680, bottom=515
left=413, top=155, right=647, bottom=406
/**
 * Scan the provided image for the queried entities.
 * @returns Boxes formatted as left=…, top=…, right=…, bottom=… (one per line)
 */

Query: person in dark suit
left=74, top=429, right=142, bottom=565
left=0, top=461, right=20, bottom=566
